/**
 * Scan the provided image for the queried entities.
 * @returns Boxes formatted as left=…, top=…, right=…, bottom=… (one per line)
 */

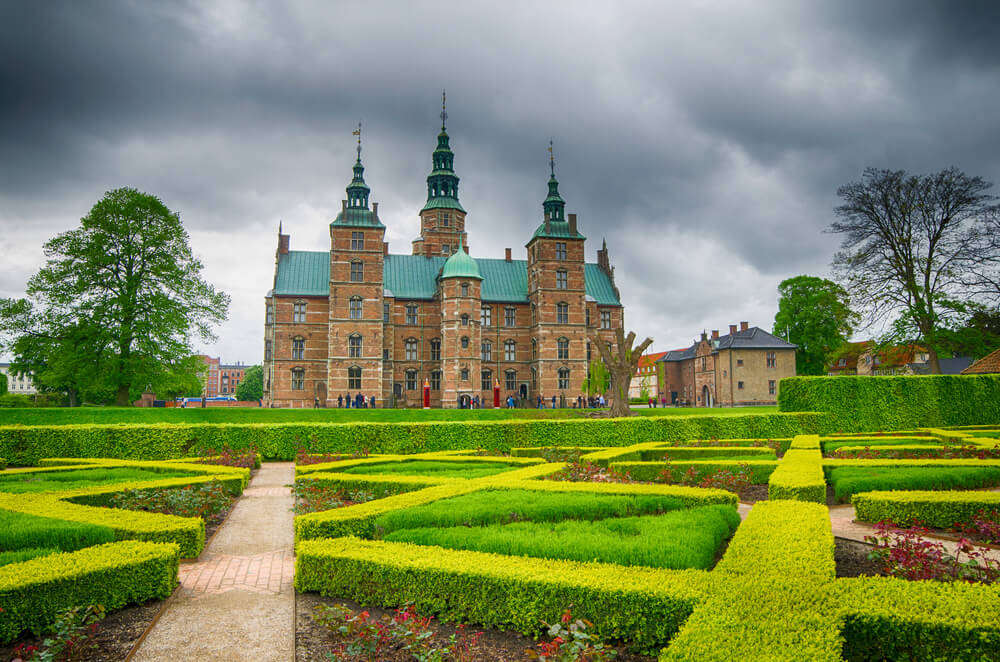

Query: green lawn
left=0, top=467, right=195, bottom=494
left=0, top=405, right=779, bottom=426
left=0, top=509, right=115, bottom=551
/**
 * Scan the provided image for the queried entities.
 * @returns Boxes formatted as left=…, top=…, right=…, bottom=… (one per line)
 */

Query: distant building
left=629, top=351, right=668, bottom=399
left=962, top=348, right=1000, bottom=375
left=0, top=363, right=37, bottom=395
left=827, top=342, right=971, bottom=376
left=197, top=356, right=249, bottom=397
left=655, top=322, right=797, bottom=407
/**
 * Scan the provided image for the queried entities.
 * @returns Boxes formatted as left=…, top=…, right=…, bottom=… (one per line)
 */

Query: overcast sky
left=2, top=1, right=999, bottom=362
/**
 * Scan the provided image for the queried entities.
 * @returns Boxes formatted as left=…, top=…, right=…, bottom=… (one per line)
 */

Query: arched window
left=460, top=368, right=469, bottom=381
left=348, top=366, right=362, bottom=390
left=460, top=282, right=469, bottom=297
left=557, top=302, right=569, bottom=324
left=504, top=340, right=516, bottom=361
left=531, top=338, right=537, bottom=360
left=349, top=334, right=362, bottom=358
left=461, top=313, right=469, bottom=326
left=405, top=338, right=418, bottom=361
left=292, top=337, right=305, bottom=360
left=557, top=337, right=569, bottom=360
left=293, top=301, right=307, bottom=323
left=505, top=369, right=517, bottom=391
left=481, top=340, right=492, bottom=361
left=461, top=336, right=469, bottom=350
left=405, top=370, right=417, bottom=390
left=350, top=261, right=364, bottom=282
left=430, top=338, right=441, bottom=361
left=291, top=368, right=305, bottom=390
left=349, top=296, right=363, bottom=320
left=531, top=303, right=537, bottom=326
left=558, top=367, right=570, bottom=390
left=481, top=369, right=492, bottom=391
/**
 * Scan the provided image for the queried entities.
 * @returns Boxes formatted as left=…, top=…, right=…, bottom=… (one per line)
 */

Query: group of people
left=501, top=394, right=607, bottom=409
left=330, top=393, right=376, bottom=409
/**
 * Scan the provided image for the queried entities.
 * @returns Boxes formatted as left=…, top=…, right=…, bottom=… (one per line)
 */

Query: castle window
left=264, top=340, right=272, bottom=362
left=461, top=336, right=469, bottom=350
left=556, top=270, right=567, bottom=289
left=351, top=231, right=364, bottom=251
left=441, top=212, right=451, bottom=227
left=349, top=297, right=363, bottom=320
left=461, top=283, right=469, bottom=297
left=291, top=368, right=304, bottom=390
left=504, top=307, right=516, bottom=327
left=504, top=340, right=516, bottom=361
left=383, top=349, right=389, bottom=360
left=769, top=380, right=776, bottom=395
left=600, top=310, right=611, bottom=329
left=531, top=304, right=536, bottom=326
left=766, top=352, right=777, bottom=368
left=481, top=305, right=491, bottom=327
left=292, top=337, right=305, bottom=360
left=350, top=261, right=364, bottom=282
left=701, top=357, right=707, bottom=371
left=738, top=381, right=744, bottom=390
left=383, top=302, right=390, bottom=322
left=348, top=366, right=362, bottom=390
left=266, top=305, right=275, bottom=325
left=505, top=370, right=517, bottom=391
left=557, top=337, right=569, bottom=360
left=557, top=302, right=569, bottom=324
left=405, top=339, right=418, bottom=361
left=531, top=339, right=537, bottom=359
left=430, top=338, right=441, bottom=361
left=586, top=342, right=591, bottom=362
left=460, top=368, right=469, bottom=381
left=442, top=244, right=450, bottom=256
left=406, top=370, right=417, bottom=390
left=556, top=242, right=567, bottom=261
left=461, top=314, right=469, bottom=326
left=406, top=304, right=418, bottom=325
left=531, top=367, right=537, bottom=389
left=585, top=307, right=591, bottom=327
left=430, top=370, right=441, bottom=390
left=558, top=367, right=570, bottom=390
left=349, top=334, right=362, bottom=358
left=481, top=340, right=492, bottom=362
left=293, top=302, right=306, bottom=323
left=481, top=369, right=492, bottom=391
left=737, top=359, right=744, bottom=367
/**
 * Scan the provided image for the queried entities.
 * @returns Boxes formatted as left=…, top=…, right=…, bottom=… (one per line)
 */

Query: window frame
left=348, top=334, right=362, bottom=358
left=350, top=261, right=364, bottom=282
left=350, top=231, right=364, bottom=251
left=292, top=337, right=305, bottom=360
left=348, top=365, right=362, bottom=390
left=557, top=302, right=569, bottom=324
left=405, top=338, right=419, bottom=361
left=349, top=296, right=363, bottom=320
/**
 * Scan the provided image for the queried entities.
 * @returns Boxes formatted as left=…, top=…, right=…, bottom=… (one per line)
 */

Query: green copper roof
left=273, top=251, right=329, bottom=296
left=440, top=241, right=482, bottom=280
left=420, top=196, right=466, bottom=213
left=274, top=250, right=621, bottom=306
left=529, top=220, right=586, bottom=241
left=331, top=208, right=385, bottom=228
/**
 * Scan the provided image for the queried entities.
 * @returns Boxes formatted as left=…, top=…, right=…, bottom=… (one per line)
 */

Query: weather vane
left=548, top=139, right=555, bottom=176
left=352, top=121, right=362, bottom=161
left=440, top=90, right=448, bottom=129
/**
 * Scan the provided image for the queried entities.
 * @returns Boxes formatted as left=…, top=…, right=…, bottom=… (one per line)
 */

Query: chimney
left=700, top=330, right=708, bottom=342
left=372, top=202, right=378, bottom=215
left=505, top=247, right=512, bottom=262
left=729, top=324, right=738, bottom=335
left=740, top=321, right=749, bottom=332
left=711, top=329, right=719, bottom=340
left=278, top=232, right=290, bottom=255
left=383, top=242, right=389, bottom=256
left=568, top=213, right=577, bottom=234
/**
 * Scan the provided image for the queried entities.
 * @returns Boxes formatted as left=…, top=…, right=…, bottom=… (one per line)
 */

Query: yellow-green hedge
left=0, top=540, right=179, bottom=642
left=610, top=460, right=778, bottom=484
left=852, top=490, right=1000, bottom=528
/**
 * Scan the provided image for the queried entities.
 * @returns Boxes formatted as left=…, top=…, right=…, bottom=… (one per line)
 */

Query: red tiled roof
left=962, top=348, right=1000, bottom=374
left=637, top=351, right=669, bottom=369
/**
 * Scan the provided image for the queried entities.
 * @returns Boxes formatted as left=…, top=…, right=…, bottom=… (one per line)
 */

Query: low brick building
left=198, top=356, right=249, bottom=397
left=263, top=109, right=624, bottom=408
left=655, top=323, right=796, bottom=407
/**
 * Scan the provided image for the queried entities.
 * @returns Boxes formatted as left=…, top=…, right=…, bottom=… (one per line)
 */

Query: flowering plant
left=865, top=520, right=999, bottom=583
left=11, top=604, right=105, bottom=662
left=525, top=608, right=617, bottom=661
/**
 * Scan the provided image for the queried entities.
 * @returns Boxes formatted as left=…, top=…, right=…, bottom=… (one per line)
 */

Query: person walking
left=370, top=394, right=376, bottom=408
left=338, top=394, right=343, bottom=408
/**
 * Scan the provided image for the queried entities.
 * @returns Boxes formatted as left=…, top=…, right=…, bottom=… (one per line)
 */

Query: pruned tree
left=587, top=327, right=652, bottom=417
left=830, top=167, right=1000, bottom=373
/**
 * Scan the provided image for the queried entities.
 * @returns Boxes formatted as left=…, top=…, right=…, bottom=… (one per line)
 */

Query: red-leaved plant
left=11, top=604, right=105, bottom=662
left=526, top=608, right=617, bottom=661
left=865, top=520, right=999, bottom=584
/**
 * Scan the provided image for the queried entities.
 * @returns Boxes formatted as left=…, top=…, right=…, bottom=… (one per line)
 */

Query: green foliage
left=642, top=447, right=777, bottom=460
left=821, top=436, right=942, bottom=453
left=827, top=465, right=1000, bottom=503
left=773, top=275, right=857, bottom=376
left=234, top=364, right=263, bottom=401
left=0, top=187, right=230, bottom=405
left=0, top=540, right=179, bottom=642
left=0, top=372, right=6, bottom=396
left=0, top=548, right=57, bottom=568
left=613, top=460, right=777, bottom=484
left=778, top=374, right=1000, bottom=431
left=385, top=507, right=740, bottom=570
left=0, top=394, right=33, bottom=408
left=0, top=509, right=115, bottom=552
left=852, top=490, right=1000, bottom=528
left=341, top=460, right=520, bottom=478
left=938, top=304, right=1000, bottom=361
left=0, top=467, right=195, bottom=494
left=580, top=360, right=610, bottom=395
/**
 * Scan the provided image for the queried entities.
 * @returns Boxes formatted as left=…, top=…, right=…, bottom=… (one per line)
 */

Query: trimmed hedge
left=0, top=540, right=179, bottom=642
left=0, top=412, right=825, bottom=463
left=852, top=490, right=1000, bottom=528
left=779, top=374, right=1000, bottom=432
left=611, top=460, right=778, bottom=484
left=767, top=436, right=826, bottom=503
left=295, top=537, right=712, bottom=654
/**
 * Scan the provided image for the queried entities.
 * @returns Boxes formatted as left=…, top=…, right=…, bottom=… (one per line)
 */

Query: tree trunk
left=588, top=327, right=653, bottom=418
left=927, top=347, right=942, bottom=375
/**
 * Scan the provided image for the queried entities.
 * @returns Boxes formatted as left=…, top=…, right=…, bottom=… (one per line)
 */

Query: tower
left=328, top=123, right=386, bottom=403
left=438, top=238, right=482, bottom=408
left=526, top=141, right=587, bottom=401
left=413, top=92, right=468, bottom=256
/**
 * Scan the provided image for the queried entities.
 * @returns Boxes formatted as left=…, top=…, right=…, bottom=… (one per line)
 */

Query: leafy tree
left=587, top=328, right=653, bottom=417
left=235, top=365, right=263, bottom=401
left=580, top=360, right=610, bottom=396
left=0, top=371, right=6, bottom=396
left=152, top=356, right=207, bottom=400
left=830, top=167, right=999, bottom=373
left=939, top=304, right=1000, bottom=360
left=773, top=275, right=858, bottom=375
left=0, top=188, right=229, bottom=405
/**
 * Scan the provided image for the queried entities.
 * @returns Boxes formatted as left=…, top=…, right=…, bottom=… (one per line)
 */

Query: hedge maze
left=0, top=458, right=249, bottom=642
left=294, top=431, right=1000, bottom=661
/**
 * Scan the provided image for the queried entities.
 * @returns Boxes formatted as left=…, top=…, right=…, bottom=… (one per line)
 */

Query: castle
left=263, top=104, right=624, bottom=408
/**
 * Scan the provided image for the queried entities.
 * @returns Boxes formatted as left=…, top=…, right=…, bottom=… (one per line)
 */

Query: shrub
left=828, top=466, right=1000, bottom=503
left=11, top=604, right=105, bottom=662
left=852, top=490, right=1000, bottom=529
left=768, top=437, right=826, bottom=503
left=864, top=520, right=999, bottom=584
left=0, top=548, right=58, bottom=568
left=109, top=480, right=234, bottom=522
left=526, top=608, right=618, bottom=661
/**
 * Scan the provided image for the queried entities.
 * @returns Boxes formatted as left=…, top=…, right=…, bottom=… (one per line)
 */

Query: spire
left=346, top=121, right=370, bottom=209
left=422, top=92, right=465, bottom=213
left=543, top=139, right=565, bottom=221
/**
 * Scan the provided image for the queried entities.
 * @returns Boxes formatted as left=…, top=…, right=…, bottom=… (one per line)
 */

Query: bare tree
left=587, top=327, right=652, bottom=417
left=830, top=167, right=999, bottom=373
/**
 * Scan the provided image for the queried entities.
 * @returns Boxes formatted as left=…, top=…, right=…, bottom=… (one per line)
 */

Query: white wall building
left=0, top=363, right=38, bottom=395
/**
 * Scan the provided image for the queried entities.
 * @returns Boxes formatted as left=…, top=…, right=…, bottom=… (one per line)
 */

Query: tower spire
left=548, top=139, right=555, bottom=177
left=543, top=139, right=565, bottom=221
left=440, top=90, right=448, bottom=130
left=421, top=94, right=464, bottom=213
left=353, top=121, right=362, bottom=163
left=345, top=122, right=370, bottom=209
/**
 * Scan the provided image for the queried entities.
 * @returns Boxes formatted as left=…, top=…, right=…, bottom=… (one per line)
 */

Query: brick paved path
left=132, top=462, right=295, bottom=662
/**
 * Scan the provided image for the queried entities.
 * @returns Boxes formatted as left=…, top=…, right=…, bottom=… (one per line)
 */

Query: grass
left=821, top=437, right=943, bottom=454
left=0, top=467, right=196, bottom=494
left=340, top=461, right=520, bottom=479
left=384, top=505, right=740, bottom=569
left=827, top=466, right=1000, bottom=502
left=374, top=489, right=692, bottom=533
left=0, top=547, right=59, bottom=567
left=0, top=509, right=116, bottom=552
left=0, top=405, right=779, bottom=426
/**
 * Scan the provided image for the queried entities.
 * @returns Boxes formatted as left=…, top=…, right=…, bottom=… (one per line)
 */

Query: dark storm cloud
left=2, top=0, right=999, bottom=359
